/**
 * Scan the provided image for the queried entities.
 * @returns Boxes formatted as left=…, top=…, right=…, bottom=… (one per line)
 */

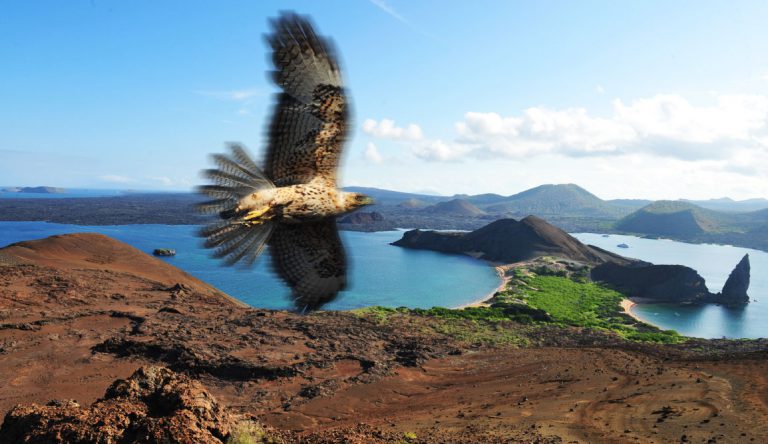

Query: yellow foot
left=243, top=206, right=270, bottom=221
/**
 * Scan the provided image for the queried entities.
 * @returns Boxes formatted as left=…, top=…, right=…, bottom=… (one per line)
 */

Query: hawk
left=197, top=13, right=372, bottom=311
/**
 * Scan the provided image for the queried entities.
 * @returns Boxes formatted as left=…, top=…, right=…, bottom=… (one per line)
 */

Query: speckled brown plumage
left=196, top=13, right=369, bottom=311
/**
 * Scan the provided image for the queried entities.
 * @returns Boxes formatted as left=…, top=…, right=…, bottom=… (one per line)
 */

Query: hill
left=393, top=216, right=633, bottom=265
left=482, top=184, right=628, bottom=218
left=685, top=197, right=768, bottom=212
left=421, top=198, right=486, bottom=217
left=615, top=201, right=721, bottom=236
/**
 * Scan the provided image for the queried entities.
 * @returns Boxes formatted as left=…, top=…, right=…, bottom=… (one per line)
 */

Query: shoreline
left=620, top=298, right=645, bottom=323
left=454, top=265, right=509, bottom=309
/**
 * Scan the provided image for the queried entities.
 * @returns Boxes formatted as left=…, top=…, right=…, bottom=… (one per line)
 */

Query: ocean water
left=0, top=221, right=500, bottom=311
left=574, top=233, right=767, bottom=339
left=0, top=188, right=128, bottom=199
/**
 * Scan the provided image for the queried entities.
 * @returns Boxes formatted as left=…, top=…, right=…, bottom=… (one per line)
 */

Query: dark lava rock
left=393, top=216, right=637, bottom=266
left=718, top=254, right=750, bottom=306
left=0, top=366, right=237, bottom=443
left=591, top=262, right=711, bottom=304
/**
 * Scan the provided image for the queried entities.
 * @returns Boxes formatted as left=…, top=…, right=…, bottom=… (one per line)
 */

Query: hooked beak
left=361, top=196, right=374, bottom=206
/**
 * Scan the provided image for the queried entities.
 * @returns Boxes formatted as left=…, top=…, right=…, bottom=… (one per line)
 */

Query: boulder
left=0, top=366, right=238, bottom=443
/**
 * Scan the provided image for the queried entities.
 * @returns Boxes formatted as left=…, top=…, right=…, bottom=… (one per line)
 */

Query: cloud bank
left=366, top=94, right=768, bottom=167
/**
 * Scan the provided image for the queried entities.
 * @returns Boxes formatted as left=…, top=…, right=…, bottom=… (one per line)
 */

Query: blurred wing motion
left=269, top=220, right=347, bottom=311
left=265, top=13, right=349, bottom=309
left=197, top=12, right=351, bottom=310
left=265, top=12, right=348, bottom=186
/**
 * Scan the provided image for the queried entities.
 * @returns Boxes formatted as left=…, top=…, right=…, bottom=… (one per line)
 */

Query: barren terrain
left=1, top=234, right=767, bottom=442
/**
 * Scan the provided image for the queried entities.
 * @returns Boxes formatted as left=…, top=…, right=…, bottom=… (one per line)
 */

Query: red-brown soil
left=1, top=233, right=767, bottom=443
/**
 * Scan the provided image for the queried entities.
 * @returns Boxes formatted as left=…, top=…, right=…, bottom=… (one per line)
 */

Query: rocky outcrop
left=718, top=254, right=751, bottom=306
left=152, top=248, right=176, bottom=256
left=591, top=262, right=711, bottom=304
left=393, top=216, right=637, bottom=266
left=592, top=254, right=753, bottom=306
left=0, top=366, right=237, bottom=443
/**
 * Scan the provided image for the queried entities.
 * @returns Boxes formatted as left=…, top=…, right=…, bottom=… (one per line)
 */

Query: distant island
left=1, top=186, right=65, bottom=194
left=614, top=200, right=768, bottom=251
left=0, top=183, right=765, bottom=252
left=393, top=216, right=751, bottom=308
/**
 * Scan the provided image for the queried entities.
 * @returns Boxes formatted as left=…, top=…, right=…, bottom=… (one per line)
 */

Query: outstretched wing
left=265, top=12, right=349, bottom=187
left=268, top=219, right=347, bottom=311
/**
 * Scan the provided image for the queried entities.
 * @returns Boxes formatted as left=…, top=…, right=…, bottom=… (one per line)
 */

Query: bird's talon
left=244, top=207, right=269, bottom=221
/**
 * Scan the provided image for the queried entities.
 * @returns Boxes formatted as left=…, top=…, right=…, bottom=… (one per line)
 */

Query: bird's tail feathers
left=197, top=144, right=276, bottom=266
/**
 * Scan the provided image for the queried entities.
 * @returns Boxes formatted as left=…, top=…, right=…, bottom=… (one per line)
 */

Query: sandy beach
left=620, top=298, right=645, bottom=322
left=454, top=265, right=509, bottom=309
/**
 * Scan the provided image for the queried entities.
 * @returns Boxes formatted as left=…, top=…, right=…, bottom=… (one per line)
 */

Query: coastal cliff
left=392, top=216, right=634, bottom=265
left=592, top=255, right=752, bottom=306
left=591, top=262, right=711, bottom=304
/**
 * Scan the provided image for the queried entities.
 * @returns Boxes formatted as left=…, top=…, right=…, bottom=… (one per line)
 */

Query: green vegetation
left=352, top=306, right=529, bottom=346
left=353, top=262, right=685, bottom=344
left=509, top=273, right=682, bottom=343
left=226, top=421, right=281, bottom=444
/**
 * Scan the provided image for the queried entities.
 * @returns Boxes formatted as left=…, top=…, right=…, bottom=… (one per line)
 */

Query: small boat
left=617, top=243, right=629, bottom=248
left=601, top=234, right=610, bottom=238
left=153, top=248, right=176, bottom=257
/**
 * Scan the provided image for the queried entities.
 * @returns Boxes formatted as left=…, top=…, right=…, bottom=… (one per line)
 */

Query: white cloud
left=362, top=118, right=423, bottom=141
left=455, top=109, right=635, bottom=158
left=411, top=139, right=473, bottom=162
left=614, top=94, right=768, bottom=145
left=99, top=174, right=134, bottom=184
left=364, top=142, right=384, bottom=164
left=421, top=93, right=768, bottom=163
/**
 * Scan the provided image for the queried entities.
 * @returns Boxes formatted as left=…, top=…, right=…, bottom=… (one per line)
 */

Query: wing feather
left=268, top=219, right=346, bottom=311
left=265, top=13, right=349, bottom=186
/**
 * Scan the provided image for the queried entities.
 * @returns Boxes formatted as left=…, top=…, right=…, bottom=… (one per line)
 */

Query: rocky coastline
left=393, top=217, right=752, bottom=307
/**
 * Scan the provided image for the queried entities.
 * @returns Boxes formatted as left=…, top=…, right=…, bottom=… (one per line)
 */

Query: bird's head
left=342, top=192, right=374, bottom=210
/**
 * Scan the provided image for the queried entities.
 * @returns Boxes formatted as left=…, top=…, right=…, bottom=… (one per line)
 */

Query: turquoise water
left=574, top=233, right=767, bottom=339
left=0, top=222, right=500, bottom=311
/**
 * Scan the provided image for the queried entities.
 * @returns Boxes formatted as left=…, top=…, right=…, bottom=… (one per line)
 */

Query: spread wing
left=265, top=13, right=349, bottom=187
left=268, top=219, right=347, bottom=311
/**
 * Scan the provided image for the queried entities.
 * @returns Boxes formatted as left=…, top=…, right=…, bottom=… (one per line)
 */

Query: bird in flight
left=197, top=13, right=372, bottom=311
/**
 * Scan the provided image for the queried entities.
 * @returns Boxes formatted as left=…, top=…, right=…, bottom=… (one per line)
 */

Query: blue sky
left=2, top=0, right=768, bottom=199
